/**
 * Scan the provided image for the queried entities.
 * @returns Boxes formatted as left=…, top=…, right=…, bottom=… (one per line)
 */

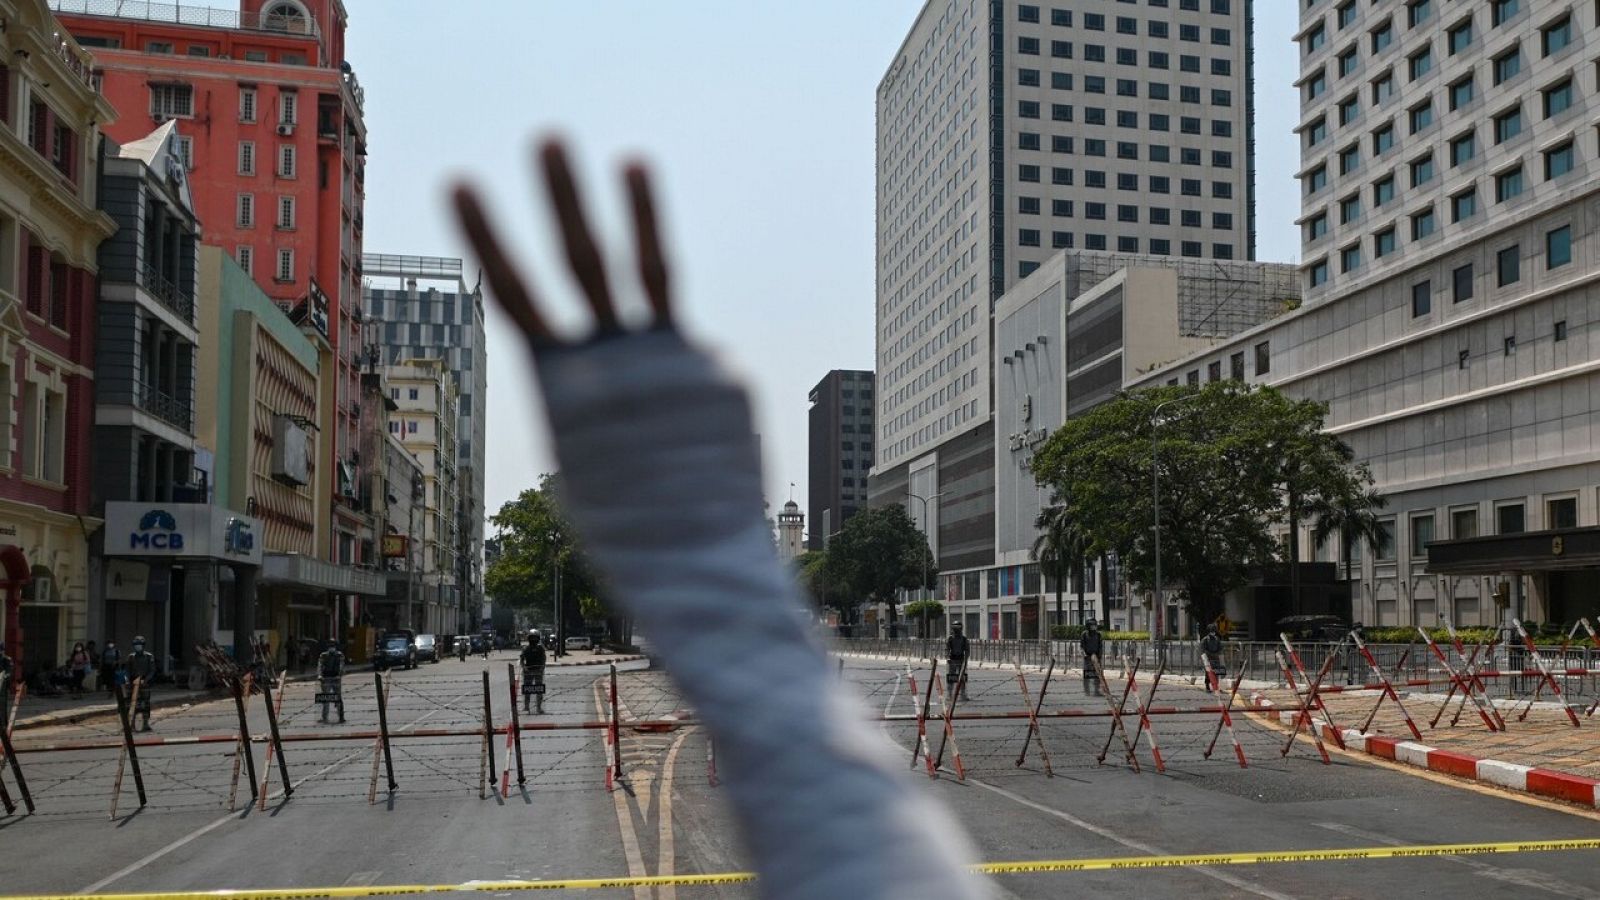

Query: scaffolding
left=1057, top=252, right=1301, bottom=341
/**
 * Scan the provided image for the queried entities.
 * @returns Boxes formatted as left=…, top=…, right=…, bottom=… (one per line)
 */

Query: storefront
left=100, top=502, right=263, bottom=673
left=260, top=552, right=386, bottom=670
left=0, top=507, right=94, bottom=680
left=1426, top=527, right=1600, bottom=629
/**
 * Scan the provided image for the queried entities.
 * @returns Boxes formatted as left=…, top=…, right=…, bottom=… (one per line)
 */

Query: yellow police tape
left=7, top=838, right=1598, bottom=898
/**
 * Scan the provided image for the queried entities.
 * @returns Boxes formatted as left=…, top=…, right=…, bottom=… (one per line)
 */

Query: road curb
left=1245, top=692, right=1600, bottom=809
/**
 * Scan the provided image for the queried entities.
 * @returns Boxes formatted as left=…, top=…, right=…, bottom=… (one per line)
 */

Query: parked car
left=564, top=635, right=593, bottom=651
left=469, top=633, right=490, bottom=654
left=414, top=634, right=439, bottom=663
left=374, top=635, right=417, bottom=670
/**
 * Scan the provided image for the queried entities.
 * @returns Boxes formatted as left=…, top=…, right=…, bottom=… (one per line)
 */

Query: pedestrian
left=100, top=640, right=121, bottom=696
left=944, top=622, right=971, bottom=701
left=1200, top=623, right=1225, bottom=693
left=1081, top=620, right=1104, bottom=696
left=67, top=642, right=90, bottom=698
left=85, top=640, right=98, bottom=689
left=317, top=639, right=346, bottom=724
left=126, top=636, right=157, bottom=732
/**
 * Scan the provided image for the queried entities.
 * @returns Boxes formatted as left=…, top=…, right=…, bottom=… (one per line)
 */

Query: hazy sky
left=347, top=1, right=1303, bottom=525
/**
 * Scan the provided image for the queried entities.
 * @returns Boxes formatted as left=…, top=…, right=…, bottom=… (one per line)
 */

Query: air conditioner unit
left=276, top=122, right=295, bottom=136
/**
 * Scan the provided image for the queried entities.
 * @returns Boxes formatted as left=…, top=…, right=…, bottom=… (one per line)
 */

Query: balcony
left=139, top=260, right=194, bottom=322
left=50, top=1, right=322, bottom=39
left=135, top=379, right=193, bottom=432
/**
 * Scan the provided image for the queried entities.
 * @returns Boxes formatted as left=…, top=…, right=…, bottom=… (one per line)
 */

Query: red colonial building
left=52, top=0, right=372, bottom=569
left=0, top=0, right=117, bottom=675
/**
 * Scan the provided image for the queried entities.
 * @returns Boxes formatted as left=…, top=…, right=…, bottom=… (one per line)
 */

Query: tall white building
left=384, top=360, right=460, bottom=633
left=874, top=0, right=1259, bottom=576
left=1120, top=0, right=1600, bottom=631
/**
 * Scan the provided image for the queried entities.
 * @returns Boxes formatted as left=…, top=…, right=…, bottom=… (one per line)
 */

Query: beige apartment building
left=383, top=359, right=458, bottom=633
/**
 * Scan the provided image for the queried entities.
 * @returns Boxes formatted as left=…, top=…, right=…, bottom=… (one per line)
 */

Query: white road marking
left=78, top=679, right=479, bottom=894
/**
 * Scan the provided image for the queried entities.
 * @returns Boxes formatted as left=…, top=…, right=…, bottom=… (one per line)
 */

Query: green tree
left=823, top=505, right=935, bottom=631
left=1309, top=481, right=1388, bottom=586
left=794, top=549, right=850, bottom=621
left=1033, top=500, right=1092, bottom=627
left=903, top=599, right=945, bottom=637
left=1030, top=381, right=1374, bottom=626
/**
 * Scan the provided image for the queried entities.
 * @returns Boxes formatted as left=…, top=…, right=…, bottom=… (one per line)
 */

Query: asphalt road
left=1, top=654, right=1596, bottom=899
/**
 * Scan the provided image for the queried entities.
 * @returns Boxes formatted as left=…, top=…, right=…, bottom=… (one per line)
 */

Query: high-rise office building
left=363, top=255, right=485, bottom=630
left=873, top=0, right=1258, bottom=570
left=807, top=370, right=875, bottom=550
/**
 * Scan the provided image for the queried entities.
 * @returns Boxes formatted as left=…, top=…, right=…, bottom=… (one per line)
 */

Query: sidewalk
left=838, top=650, right=1600, bottom=808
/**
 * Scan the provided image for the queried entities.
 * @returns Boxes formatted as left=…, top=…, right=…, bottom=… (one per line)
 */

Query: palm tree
left=1309, top=484, right=1388, bottom=588
left=1033, top=500, right=1092, bottom=629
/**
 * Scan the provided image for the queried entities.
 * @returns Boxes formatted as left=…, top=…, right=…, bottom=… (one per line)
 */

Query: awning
left=261, top=553, right=387, bottom=596
left=1425, top=526, right=1600, bottom=575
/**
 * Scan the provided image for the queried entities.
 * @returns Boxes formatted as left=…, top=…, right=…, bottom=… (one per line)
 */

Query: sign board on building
left=102, top=503, right=264, bottom=565
left=105, top=560, right=151, bottom=601
left=271, top=415, right=312, bottom=486
left=305, top=278, right=330, bottom=339
left=382, top=534, right=408, bottom=558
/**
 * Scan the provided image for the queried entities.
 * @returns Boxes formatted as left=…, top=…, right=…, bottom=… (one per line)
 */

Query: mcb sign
left=103, top=503, right=264, bottom=565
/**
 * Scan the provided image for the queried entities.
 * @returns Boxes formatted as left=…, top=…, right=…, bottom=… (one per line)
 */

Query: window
left=407, top=420, right=418, bottom=435
left=1372, top=21, right=1393, bottom=54
left=1372, top=122, right=1395, bottom=154
left=277, top=195, right=295, bottom=229
left=1147, top=20, right=1166, bottom=38
left=238, top=140, right=256, bottom=175
left=1451, top=508, right=1479, bottom=539
left=1051, top=104, right=1073, bottom=122
left=1496, top=503, right=1525, bottom=535
left=1373, top=175, right=1395, bottom=207
left=1116, top=48, right=1137, bottom=66
left=237, top=193, right=255, bottom=227
left=1411, top=207, right=1435, bottom=240
left=1371, top=71, right=1394, bottom=104
left=1376, top=519, right=1397, bottom=560
left=1051, top=8, right=1071, bottom=26
left=1374, top=227, right=1397, bottom=258
left=1410, top=153, right=1434, bottom=187
left=1448, top=20, right=1472, bottom=55
left=1254, top=341, right=1270, bottom=375
left=1018, top=36, right=1040, bottom=55
left=234, top=245, right=253, bottom=276
left=1411, top=280, right=1431, bottom=316
left=173, top=135, right=193, bottom=171
left=1051, top=135, right=1073, bottom=153
left=1211, top=58, right=1230, bottom=76
left=239, top=86, right=259, bottom=123
left=1018, top=68, right=1040, bottom=87
left=1307, top=212, right=1329, bottom=241
left=1451, top=188, right=1477, bottom=223
left=1546, top=142, right=1575, bottom=180
left=1408, top=101, right=1432, bottom=134
left=1407, top=0, right=1431, bottom=27
left=1052, top=198, right=1074, bottom=216
left=1497, top=244, right=1520, bottom=286
left=1306, top=165, right=1328, bottom=194
left=1543, top=79, right=1573, bottom=118
left=1338, top=46, right=1359, bottom=77
left=145, top=40, right=173, bottom=54
left=1542, top=16, right=1572, bottom=56
left=1181, top=210, right=1202, bottom=228
left=1547, top=225, right=1572, bottom=269
left=1408, top=46, right=1431, bottom=80
left=1018, top=4, right=1039, bottom=22
left=1018, top=196, right=1040, bottom=215
left=1018, top=228, right=1040, bottom=247
left=1085, top=44, right=1105, bottom=62
left=1305, top=23, right=1326, bottom=53
left=1337, top=1, right=1356, bottom=29
left=243, top=50, right=268, bottom=62
left=150, top=83, right=194, bottom=118
left=1053, top=40, right=1074, bottom=58
left=1342, top=242, right=1363, bottom=273
left=1449, top=77, right=1473, bottom=111
left=1452, top=263, right=1473, bottom=302
left=1019, top=132, right=1040, bottom=150
left=1410, top=513, right=1434, bottom=556
left=1306, top=119, right=1328, bottom=148
left=1309, top=259, right=1330, bottom=287
left=276, top=247, right=294, bottom=282
left=1555, top=320, right=1568, bottom=341
left=279, top=90, right=298, bottom=125
left=1210, top=27, right=1229, bottom=46
left=1051, top=231, right=1073, bottom=249
left=1495, top=166, right=1523, bottom=202
left=278, top=144, right=296, bottom=177
left=1229, top=352, right=1246, bottom=381
left=1493, top=107, right=1522, bottom=143
left=1491, top=0, right=1518, bottom=28
left=1340, top=194, right=1361, bottom=224
left=1449, top=132, right=1474, bottom=167
left=1493, top=47, right=1521, bottom=85
left=1338, top=94, right=1359, bottom=125
left=1547, top=497, right=1578, bottom=530
left=1051, top=71, right=1072, bottom=90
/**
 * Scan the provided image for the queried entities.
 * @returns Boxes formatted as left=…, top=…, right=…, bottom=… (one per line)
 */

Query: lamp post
left=1151, top=394, right=1202, bottom=658
left=907, top=491, right=948, bottom=638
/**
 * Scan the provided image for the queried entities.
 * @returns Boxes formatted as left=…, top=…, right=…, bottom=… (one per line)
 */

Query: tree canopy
left=822, top=504, right=935, bottom=624
left=1030, top=381, right=1376, bottom=625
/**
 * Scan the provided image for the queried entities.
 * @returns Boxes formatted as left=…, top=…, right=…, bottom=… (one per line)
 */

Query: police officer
left=127, top=636, right=157, bottom=732
left=1080, top=620, right=1104, bottom=696
left=1200, top=623, right=1225, bottom=693
left=317, top=639, right=346, bottom=723
left=520, top=630, right=547, bottom=713
left=944, top=623, right=970, bottom=701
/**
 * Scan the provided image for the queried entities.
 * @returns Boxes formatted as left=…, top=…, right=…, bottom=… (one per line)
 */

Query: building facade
left=1111, top=0, right=1600, bottom=633
left=873, top=0, right=1259, bottom=586
left=362, top=253, right=484, bottom=629
left=383, top=359, right=458, bottom=633
left=806, top=369, right=873, bottom=549
left=0, top=0, right=116, bottom=677
left=52, top=0, right=373, bottom=583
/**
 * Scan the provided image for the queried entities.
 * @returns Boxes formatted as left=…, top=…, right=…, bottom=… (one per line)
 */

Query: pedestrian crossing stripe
left=8, top=838, right=1599, bottom=898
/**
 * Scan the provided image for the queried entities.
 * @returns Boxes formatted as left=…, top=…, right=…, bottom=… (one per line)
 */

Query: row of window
left=1306, top=143, right=1578, bottom=286
left=1018, top=205, right=1234, bottom=228
left=1018, top=236, right=1235, bottom=264
left=1364, top=493, right=1579, bottom=564
left=151, top=84, right=299, bottom=127
left=1398, top=226, right=1573, bottom=323
left=1019, top=1, right=1234, bottom=29
left=1020, top=79, right=1236, bottom=109
left=233, top=244, right=296, bottom=284
left=1304, top=0, right=1526, bottom=59
left=235, top=141, right=299, bottom=178
left=1019, top=175, right=1237, bottom=200
left=0, top=360, right=67, bottom=484
left=1019, top=29, right=1231, bottom=57
left=79, top=33, right=312, bottom=68
left=235, top=193, right=301, bottom=230
left=1021, top=119, right=1235, bottom=153
left=1164, top=340, right=1272, bottom=390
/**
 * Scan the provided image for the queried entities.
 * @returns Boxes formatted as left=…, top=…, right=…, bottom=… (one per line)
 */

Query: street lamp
left=1151, top=393, right=1202, bottom=658
left=907, top=491, right=948, bottom=638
